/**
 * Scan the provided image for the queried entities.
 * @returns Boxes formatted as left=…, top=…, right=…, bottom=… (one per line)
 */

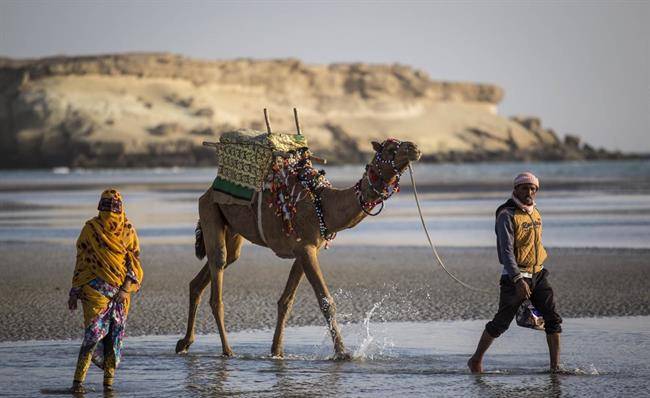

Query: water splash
left=352, top=301, right=381, bottom=359
left=559, top=363, right=601, bottom=376
left=347, top=298, right=396, bottom=360
left=324, top=286, right=428, bottom=361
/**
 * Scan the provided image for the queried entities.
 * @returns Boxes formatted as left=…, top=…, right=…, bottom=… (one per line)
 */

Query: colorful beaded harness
left=266, top=148, right=335, bottom=244
left=353, top=138, right=404, bottom=216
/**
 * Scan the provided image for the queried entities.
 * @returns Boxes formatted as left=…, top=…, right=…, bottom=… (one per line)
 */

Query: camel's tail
left=195, top=220, right=206, bottom=260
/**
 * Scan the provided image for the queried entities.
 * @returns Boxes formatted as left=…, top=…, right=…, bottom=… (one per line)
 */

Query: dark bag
left=516, top=300, right=545, bottom=330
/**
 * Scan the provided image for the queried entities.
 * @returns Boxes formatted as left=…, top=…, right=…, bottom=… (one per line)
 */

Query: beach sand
left=1, top=242, right=648, bottom=342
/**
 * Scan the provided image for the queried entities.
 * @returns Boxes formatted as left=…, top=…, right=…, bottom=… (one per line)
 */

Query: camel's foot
left=175, top=337, right=194, bottom=354
left=332, top=351, right=353, bottom=361
left=549, top=364, right=570, bottom=374
left=271, top=343, right=284, bottom=358
left=222, top=346, right=235, bottom=357
left=467, top=356, right=483, bottom=374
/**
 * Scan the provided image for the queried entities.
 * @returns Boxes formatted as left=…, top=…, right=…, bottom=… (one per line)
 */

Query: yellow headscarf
left=72, top=189, right=143, bottom=293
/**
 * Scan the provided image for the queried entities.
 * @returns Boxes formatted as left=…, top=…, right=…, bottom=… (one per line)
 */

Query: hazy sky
left=1, top=0, right=648, bottom=151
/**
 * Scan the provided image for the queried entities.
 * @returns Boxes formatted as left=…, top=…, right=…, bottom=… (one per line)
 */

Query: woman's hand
left=68, top=295, right=78, bottom=311
left=115, top=289, right=129, bottom=304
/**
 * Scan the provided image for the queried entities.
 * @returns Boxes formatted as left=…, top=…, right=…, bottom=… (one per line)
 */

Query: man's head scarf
left=513, top=172, right=540, bottom=189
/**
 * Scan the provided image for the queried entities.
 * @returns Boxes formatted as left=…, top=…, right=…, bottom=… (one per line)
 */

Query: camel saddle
left=211, top=129, right=308, bottom=205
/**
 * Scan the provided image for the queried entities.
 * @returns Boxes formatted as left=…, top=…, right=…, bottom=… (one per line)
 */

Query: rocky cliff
left=0, top=53, right=619, bottom=168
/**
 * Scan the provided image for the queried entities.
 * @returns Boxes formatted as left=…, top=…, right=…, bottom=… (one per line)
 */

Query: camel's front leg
left=176, top=262, right=210, bottom=354
left=271, top=259, right=304, bottom=357
left=297, top=246, right=350, bottom=360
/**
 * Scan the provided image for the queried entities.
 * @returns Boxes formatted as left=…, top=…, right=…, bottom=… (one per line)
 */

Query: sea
left=0, top=160, right=649, bottom=248
left=0, top=160, right=649, bottom=397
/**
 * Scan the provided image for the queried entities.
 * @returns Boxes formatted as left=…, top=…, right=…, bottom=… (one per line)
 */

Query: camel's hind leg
left=271, top=259, right=304, bottom=357
left=203, top=202, right=232, bottom=356
left=176, top=195, right=243, bottom=356
left=175, top=229, right=243, bottom=354
left=176, top=261, right=210, bottom=354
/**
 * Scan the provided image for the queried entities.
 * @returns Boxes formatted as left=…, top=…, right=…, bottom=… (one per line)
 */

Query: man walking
left=467, top=172, right=562, bottom=373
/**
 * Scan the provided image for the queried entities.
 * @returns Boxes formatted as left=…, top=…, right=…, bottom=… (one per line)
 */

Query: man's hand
left=115, top=290, right=129, bottom=304
left=68, top=295, right=78, bottom=311
left=515, top=279, right=531, bottom=299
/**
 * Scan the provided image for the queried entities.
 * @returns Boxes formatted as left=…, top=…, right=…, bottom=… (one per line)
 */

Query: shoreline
left=1, top=160, right=649, bottom=194
left=1, top=315, right=648, bottom=346
left=1, top=242, right=648, bottom=342
left=3, top=179, right=650, bottom=194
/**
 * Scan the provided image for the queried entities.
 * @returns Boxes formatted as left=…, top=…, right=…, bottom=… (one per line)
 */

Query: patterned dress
left=70, top=188, right=143, bottom=385
left=70, top=271, right=137, bottom=371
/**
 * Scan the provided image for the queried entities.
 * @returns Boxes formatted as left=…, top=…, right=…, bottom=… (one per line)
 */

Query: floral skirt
left=77, top=278, right=128, bottom=369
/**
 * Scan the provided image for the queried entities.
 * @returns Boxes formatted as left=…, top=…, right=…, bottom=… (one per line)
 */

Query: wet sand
left=0, top=242, right=648, bottom=341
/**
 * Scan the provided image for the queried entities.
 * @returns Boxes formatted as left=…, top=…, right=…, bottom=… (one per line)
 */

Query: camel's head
left=370, top=138, right=421, bottom=176
left=354, top=138, right=421, bottom=215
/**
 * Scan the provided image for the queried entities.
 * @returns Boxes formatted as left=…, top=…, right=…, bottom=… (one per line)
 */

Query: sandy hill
left=0, top=53, right=613, bottom=168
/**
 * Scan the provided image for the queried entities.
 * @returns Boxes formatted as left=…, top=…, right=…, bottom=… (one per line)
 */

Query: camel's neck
left=320, top=186, right=366, bottom=233
left=320, top=171, right=386, bottom=233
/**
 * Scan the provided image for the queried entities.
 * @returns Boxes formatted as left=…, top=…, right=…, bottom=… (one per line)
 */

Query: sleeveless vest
left=496, top=199, right=547, bottom=274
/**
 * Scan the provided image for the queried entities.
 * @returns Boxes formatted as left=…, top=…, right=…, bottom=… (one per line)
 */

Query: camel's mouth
left=407, top=147, right=422, bottom=162
left=400, top=142, right=422, bottom=163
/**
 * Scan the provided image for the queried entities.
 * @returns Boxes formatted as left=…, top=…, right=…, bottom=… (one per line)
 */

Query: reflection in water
left=182, top=354, right=346, bottom=397
left=270, top=359, right=345, bottom=397
left=473, top=372, right=562, bottom=398
left=102, top=389, right=117, bottom=398
left=183, top=355, right=232, bottom=395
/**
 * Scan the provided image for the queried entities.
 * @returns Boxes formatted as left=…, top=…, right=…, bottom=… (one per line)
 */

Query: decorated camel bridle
left=263, top=131, right=408, bottom=248
left=353, top=138, right=405, bottom=216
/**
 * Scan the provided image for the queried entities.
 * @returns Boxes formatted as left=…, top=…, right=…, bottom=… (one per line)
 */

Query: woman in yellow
left=68, top=189, right=143, bottom=393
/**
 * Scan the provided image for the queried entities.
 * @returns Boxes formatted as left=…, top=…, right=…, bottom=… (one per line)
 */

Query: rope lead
left=408, top=164, right=493, bottom=294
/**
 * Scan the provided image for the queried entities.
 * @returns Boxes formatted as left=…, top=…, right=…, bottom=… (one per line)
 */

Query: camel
left=175, top=138, right=421, bottom=359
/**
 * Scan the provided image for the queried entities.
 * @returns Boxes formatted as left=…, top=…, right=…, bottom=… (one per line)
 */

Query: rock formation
left=0, top=53, right=622, bottom=168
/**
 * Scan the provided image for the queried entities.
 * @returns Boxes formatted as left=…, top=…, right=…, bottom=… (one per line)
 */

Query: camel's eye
left=385, top=145, right=398, bottom=158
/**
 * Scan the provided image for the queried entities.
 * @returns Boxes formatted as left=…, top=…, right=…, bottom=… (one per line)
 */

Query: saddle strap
left=257, top=184, right=268, bottom=245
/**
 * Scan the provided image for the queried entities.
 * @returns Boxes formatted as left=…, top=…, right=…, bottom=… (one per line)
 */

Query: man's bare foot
left=467, top=356, right=483, bottom=373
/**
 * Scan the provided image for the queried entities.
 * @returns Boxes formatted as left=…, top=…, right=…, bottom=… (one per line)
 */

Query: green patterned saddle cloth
left=211, top=129, right=307, bottom=202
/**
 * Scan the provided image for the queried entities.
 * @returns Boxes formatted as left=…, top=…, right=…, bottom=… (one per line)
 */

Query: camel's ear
left=371, top=141, right=382, bottom=152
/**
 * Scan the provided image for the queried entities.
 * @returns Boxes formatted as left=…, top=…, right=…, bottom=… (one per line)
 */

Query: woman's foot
left=71, top=381, right=86, bottom=394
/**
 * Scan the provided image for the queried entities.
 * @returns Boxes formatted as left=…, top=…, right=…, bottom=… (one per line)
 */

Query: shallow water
left=1, top=161, right=649, bottom=248
left=1, top=317, right=648, bottom=397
